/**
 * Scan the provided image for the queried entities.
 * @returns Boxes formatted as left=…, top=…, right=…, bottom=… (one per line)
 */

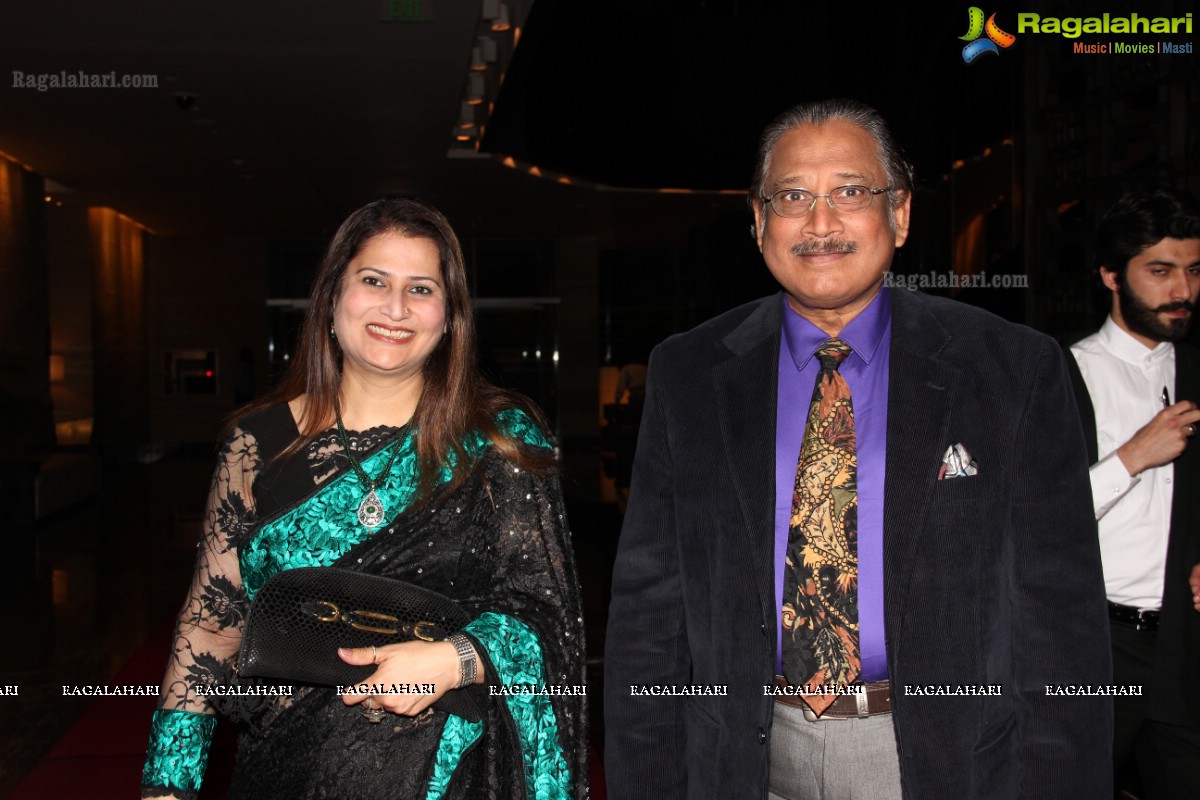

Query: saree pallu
left=145, top=404, right=588, bottom=800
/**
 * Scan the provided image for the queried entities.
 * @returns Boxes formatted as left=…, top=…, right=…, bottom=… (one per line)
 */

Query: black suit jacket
left=605, top=288, right=1113, bottom=800
left=1068, top=338, right=1200, bottom=727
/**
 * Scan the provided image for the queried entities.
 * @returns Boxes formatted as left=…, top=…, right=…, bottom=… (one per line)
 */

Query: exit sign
left=380, top=0, right=433, bottom=22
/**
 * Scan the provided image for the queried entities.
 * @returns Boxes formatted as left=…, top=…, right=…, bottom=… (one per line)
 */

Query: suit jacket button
left=760, top=623, right=767, bottom=635
left=758, top=728, right=766, bottom=744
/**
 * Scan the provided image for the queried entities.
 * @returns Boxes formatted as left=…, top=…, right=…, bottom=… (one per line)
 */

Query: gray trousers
left=768, top=701, right=903, bottom=800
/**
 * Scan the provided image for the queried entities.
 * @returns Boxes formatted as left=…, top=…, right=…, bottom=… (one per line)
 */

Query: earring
left=329, top=322, right=337, bottom=339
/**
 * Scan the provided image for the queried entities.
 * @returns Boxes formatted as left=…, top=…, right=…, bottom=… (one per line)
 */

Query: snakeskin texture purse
left=238, top=566, right=483, bottom=722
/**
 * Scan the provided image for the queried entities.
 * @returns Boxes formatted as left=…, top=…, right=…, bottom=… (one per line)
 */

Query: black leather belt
left=773, top=676, right=892, bottom=721
left=1108, top=601, right=1160, bottom=632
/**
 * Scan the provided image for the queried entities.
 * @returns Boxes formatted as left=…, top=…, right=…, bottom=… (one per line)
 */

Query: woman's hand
left=337, top=640, right=474, bottom=716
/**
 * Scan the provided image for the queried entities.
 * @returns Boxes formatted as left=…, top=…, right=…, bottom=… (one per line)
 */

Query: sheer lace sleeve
left=142, top=426, right=259, bottom=799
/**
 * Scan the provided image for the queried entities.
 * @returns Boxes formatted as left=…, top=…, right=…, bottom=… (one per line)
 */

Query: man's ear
left=752, top=200, right=766, bottom=251
left=891, top=192, right=912, bottom=248
left=1099, top=265, right=1121, bottom=293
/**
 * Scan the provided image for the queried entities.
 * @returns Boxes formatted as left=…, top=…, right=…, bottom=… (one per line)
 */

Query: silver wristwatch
left=445, top=633, right=478, bottom=689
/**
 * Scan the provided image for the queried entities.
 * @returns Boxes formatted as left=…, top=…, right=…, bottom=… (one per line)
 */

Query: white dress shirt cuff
left=1090, top=451, right=1140, bottom=519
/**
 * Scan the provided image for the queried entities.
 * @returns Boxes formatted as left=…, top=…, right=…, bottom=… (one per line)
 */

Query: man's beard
left=1117, top=278, right=1194, bottom=342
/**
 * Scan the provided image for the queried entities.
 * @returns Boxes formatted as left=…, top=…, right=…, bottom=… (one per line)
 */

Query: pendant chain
left=332, top=396, right=407, bottom=528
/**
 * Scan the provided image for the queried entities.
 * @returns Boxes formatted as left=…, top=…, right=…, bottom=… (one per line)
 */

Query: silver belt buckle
left=800, top=684, right=868, bottom=721
left=855, top=686, right=870, bottom=718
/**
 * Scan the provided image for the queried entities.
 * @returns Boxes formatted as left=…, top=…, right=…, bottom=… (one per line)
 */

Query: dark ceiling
left=483, top=0, right=1022, bottom=192
left=0, top=0, right=571, bottom=238
left=0, top=0, right=1028, bottom=240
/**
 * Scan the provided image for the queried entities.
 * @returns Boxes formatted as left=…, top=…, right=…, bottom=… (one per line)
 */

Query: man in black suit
left=1068, top=189, right=1200, bottom=800
left=604, top=99, right=1113, bottom=799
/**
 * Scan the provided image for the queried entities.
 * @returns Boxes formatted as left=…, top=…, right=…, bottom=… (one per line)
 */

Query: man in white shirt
left=1069, top=189, right=1200, bottom=799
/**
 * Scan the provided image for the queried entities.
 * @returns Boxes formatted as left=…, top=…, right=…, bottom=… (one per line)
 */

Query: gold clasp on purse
left=345, top=609, right=401, bottom=635
left=412, top=621, right=436, bottom=642
left=301, top=600, right=341, bottom=623
left=300, top=600, right=437, bottom=641
left=300, top=599, right=436, bottom=638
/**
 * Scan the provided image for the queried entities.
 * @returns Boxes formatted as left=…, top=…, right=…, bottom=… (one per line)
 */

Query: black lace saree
left=142, top=404, right=588, bottom=800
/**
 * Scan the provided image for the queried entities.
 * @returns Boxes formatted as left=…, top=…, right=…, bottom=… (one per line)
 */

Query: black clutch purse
left=238, top=566, right=483, bottom=722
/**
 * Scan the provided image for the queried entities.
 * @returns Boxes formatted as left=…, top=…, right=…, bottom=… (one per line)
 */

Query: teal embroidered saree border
left=424, top=612, right=573, bottom=800
left=240, top=408, right=549, bottom=599
left=143, top=708, right=218, bottom=796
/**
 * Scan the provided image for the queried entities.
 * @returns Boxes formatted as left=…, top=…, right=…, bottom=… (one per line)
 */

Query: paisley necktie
left=781, top=338, right=859, bottom=716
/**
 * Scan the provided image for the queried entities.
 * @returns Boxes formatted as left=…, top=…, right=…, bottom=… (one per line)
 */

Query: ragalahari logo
left=960, top=7, right=1017, bottom=62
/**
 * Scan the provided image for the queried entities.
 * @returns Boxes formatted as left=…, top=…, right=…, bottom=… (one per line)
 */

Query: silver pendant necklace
left=333, top=397, right=406, bottom=530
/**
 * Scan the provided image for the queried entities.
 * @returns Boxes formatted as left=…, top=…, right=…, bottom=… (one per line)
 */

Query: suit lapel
left=883, top=290, right=960, bottom=633
left=713, top=296, right=782, bottom=617
left=711, top=291, right=962, bottom=641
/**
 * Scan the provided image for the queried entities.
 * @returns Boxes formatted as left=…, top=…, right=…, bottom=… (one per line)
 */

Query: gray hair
left=750, top=98, right=914, bottom=210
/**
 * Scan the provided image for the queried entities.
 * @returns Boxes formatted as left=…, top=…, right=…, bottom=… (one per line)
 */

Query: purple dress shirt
left=774, top=288, right=891, bottom=682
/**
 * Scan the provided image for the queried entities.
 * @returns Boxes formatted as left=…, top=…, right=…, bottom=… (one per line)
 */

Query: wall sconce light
left=491, top=4, right=511, bottom=31
left=469, top=46, right=487, bottom=71
left=466, top=74, right=485, bottom=105
left=477, top=36, right=498, bottom=63
left=49, top=354, right=65, bottom=382
left=459, top=103, right=476, bottom=130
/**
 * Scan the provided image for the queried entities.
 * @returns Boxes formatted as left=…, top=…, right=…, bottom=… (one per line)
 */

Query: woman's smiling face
left=332, top=231, right=446, bottom=381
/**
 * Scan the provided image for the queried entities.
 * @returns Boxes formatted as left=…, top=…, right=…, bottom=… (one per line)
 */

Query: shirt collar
left=781, top=286, right=892, bottom=371
left=1097, top=315, right=1173, bottom=368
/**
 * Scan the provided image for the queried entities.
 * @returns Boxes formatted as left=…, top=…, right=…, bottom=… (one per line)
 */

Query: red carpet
left=9, top=621, right=235, bottom=800
left=11, top=622, right=604, bottom=799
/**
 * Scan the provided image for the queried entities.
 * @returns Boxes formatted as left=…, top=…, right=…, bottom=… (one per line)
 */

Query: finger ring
left=371, top=644, right=378, bottom=663
left=362, top=696, right=387, bottom=724
left=1187, top=423, right=1196, bottom=436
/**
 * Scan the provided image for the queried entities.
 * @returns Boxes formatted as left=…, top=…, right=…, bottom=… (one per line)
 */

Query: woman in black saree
left=141, top=197, right=588, bottom=800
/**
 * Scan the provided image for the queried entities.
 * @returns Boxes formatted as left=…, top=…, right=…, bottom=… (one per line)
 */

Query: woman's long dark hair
left=238, top=196, right=556, bottom=500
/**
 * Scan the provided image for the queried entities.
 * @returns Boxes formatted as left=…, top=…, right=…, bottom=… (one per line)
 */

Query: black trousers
left=1110, top=620, right=1200, bottom=800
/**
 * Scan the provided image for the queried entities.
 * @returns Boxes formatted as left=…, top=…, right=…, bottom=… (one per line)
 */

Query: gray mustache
left=791, top=239, right=858, bottom=256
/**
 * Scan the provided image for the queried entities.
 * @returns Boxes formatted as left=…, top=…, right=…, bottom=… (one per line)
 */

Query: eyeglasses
left=761, top=184, right=893, bottom=218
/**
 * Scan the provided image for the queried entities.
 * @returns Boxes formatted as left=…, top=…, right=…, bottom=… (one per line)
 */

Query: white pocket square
left=938, top=443, right=979, bottom=480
